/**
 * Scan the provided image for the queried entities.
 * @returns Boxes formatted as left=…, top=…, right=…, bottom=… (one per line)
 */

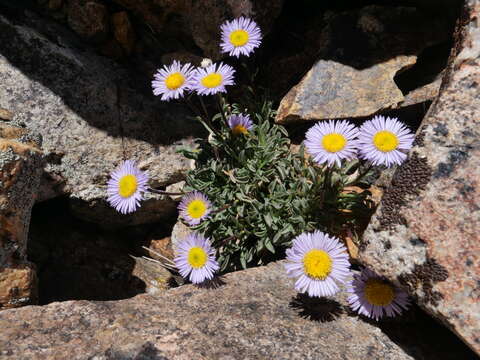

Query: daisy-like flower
left=348, top=268, right=410, bottom=320
left=284, top=230, right=351, bottom=297
left=192, top=62, right=235, bottom=96
left=107, top=160, right=149, bottom=214
left=178, top=191, right=212, bottom=225
left=220, top=17, right=262, bottom=57
left=304, top=120, right=359, bottom=167
left=358, top=115, right=415, bottom=167
left=152, top=60, right=196, bottom=101
left=227, top=114, right=254, bottom=135
left=174, top=233, right=219, bottom=284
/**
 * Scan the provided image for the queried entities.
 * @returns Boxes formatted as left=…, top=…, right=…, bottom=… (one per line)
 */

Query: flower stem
left=345, top=164, right=373, bottom=186
left=149, top=188, right=185, bottom=196
left=198, top=96, right=210, bottom=120
left=217, top=94, right=228, bottom=124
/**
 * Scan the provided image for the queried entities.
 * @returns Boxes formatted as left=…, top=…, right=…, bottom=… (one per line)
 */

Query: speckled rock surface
left=0, top=13, right=201, bottom=227
left=170, top=218, right=192, bottom=251
left=0, top=261, right=476, bottom=360
left=274, top=5, right=450, bottom=124
left=0, top=122, right=43, bottom=309
left=398, top=76, right=442, bottom=108
left=359, top=0, right=480, bottom=354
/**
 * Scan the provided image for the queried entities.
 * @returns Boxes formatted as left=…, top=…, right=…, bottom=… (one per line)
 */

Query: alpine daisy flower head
left=178, top=191, right=212, bottom=225
left=220, top=17, right=262, bottom=57
left=284, top=230, right=351, bottom=297
left=348, top=268, right=410, bottom=321
left=192, top=62, right=235, bottom=96
left=358, top=115, right=415, bottom=167
left=107, top=160, right=149, bottom=214
left=152, top=60, right=196, bottom=101
left=174, top=233, right=219, bottom=284
left=304, top=120, right=359, bottom=167
left=227, top=114, right=254, bottom=135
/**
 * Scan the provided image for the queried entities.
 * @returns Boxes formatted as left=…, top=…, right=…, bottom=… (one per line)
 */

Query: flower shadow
left=196, top=276, right=226, bottom=289
left=289, top=293, right=343, bottom=323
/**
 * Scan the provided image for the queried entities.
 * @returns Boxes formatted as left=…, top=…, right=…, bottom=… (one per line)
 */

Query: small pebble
left=0, top=108, right=13, bottom=121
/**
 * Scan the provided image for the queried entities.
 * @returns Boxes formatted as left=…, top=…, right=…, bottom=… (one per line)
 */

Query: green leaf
left=264, top=213, right=273, bottom=227
left=265, top=240, right=275, bottom=254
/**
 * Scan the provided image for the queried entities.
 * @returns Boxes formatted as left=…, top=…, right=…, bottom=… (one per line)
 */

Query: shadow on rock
left=0, top=10, right=203, bottom=146
left=196, top=276, right=227, bottom=290
left=103, top=342, right=168, bottom=360
left=344, top=303, right=478, bottom=360
left=28, top=197, right=175, bottom=304
left=289, top=293, right=343, bottom=323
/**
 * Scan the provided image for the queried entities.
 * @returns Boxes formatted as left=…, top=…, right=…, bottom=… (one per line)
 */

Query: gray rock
left=359, top=0, right=480, bottom=354
left=0, top=261, right=474, bottom=359
left=274, top=5, right=450, bottom=124
left=130, top=255, right=173, bottom=295
left=170, top=218, right=192, bottom=251
left=0, top=13, right=202, bottom=227
left=276, top=56, right=417, bottom=124
left=0, top=122, right=43, bottom=309
left=397, top=76, right=443, bottom=108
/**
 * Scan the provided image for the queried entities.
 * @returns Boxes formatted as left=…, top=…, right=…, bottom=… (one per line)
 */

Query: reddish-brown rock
left=359, top=0, right=480, bottom=354
left=0, top=261, right=475, bottom=359
left=112, top=11, right=136, bottom=55
left=0, top=109, right=12, bottom=122
left=112, top=0, right=284, bottom=58
left=0, top=122, right=43, bottom=309
left=67, top=0, right=109, bottom=43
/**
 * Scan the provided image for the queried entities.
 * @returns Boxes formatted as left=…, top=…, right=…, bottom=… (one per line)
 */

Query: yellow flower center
left=186, top=199, right=207, bottom=219
left=187, top=246, right=208, bottom=269
left=303, top=249, right=332, bottom=280
left=232, top=124, right=248, bottom=135
left=322, top=133, right=347, bottom=153
left=229, top=29, right=249, bottom=47
left=165, top=72, right=185, bottom=90
left=373, top=131, right=399, bottom=152
left=364, top=279, right=395, bottom=306
left=118, top=174, right=138, bottom=198
left=201, top=73, right=223, bottom=88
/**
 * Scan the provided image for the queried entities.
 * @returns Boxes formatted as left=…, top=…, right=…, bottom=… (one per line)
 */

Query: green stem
left=149, top=188, right=185, bottom=196
left=345, top=164, right=373, bottom=186
left=323, top=165, right=332, bottom=190
left=217, top=94, right=228, bottom=124
left=198, top=96, right=210, bottom=120
left=185, top=97, right=222, bottom=139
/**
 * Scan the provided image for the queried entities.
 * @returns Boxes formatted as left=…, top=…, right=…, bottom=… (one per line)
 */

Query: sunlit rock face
left=0, top=13, right=200, bottom=228
left=359, top=0, right=480, bottom=354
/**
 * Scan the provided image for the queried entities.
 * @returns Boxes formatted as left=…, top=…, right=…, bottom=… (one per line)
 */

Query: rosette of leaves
left=178, top=101, right=374, bottom=272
